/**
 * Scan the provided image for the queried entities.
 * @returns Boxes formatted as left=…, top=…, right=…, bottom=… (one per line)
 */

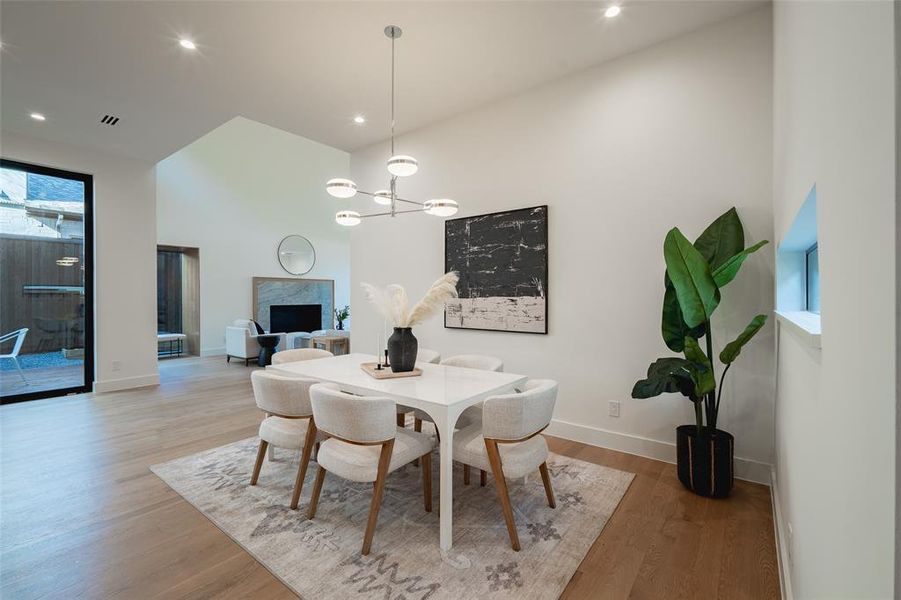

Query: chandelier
left=326, top=25, right=459, bottom=226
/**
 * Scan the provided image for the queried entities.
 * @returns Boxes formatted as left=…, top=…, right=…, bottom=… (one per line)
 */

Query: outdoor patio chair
left=1, top=328, right=29, bottom=384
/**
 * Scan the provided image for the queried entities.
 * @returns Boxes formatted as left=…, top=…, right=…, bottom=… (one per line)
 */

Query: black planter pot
left=387, top=327, right=418, bottom=373
left=676, top=425, right=734, bottom=499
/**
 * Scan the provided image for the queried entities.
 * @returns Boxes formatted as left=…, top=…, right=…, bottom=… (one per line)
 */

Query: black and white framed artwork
left=445, top=205, right=548, bottom=334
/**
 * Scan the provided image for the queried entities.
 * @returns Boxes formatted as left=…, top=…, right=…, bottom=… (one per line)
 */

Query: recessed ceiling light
left=604, top=5, right=621, bottom=18
left=353, top=115, right=366, bottom=124
left=179, top=38, right=197, bottom=50
left=30, top=112, right=46, bottom=121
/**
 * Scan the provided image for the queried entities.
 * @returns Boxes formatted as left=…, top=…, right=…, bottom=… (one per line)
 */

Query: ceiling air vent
left=100, top=114, right=120, bottom=126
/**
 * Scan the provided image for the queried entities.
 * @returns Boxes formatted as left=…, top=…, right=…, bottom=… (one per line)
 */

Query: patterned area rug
left=151, top=438, right=633, bottom=599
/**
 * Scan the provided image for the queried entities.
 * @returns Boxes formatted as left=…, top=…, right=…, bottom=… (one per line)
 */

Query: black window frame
left=1, top=158, right=95, bottom=404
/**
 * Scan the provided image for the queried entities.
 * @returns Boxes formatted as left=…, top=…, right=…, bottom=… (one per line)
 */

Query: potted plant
left=361, top=273, right=459, bottom=372
left=632, top=208, right=768, bottom=498
left=335, top=305, right=350, bottom=330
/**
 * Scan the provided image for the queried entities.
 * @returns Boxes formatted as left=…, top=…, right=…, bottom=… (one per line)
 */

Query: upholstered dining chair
left=271, top=348, right=333, bottom=365
left=249, top=370, right=322, bottom=510
left=307, top=383, right=436, bottom=555
left=453, top=379, right=558, bottom=551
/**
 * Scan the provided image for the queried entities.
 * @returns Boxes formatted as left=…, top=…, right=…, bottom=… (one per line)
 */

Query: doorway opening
left=156, top=246, right=200, bottom=359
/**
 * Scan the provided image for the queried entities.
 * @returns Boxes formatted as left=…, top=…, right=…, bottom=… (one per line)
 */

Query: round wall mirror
left=277, top=235, right=316, bottom=275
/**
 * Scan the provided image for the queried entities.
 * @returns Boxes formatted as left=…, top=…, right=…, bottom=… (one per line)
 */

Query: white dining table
left=268, top=352, right=527, bottom=550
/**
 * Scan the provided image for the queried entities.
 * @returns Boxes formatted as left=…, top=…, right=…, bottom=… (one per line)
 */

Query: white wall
left=350, top=9, right=775, bottom=481
left=1, top=130, right=159, bottom=392
left=156, top=117, right=351, bottom=355
left=773, top=1, right=896, bottom=598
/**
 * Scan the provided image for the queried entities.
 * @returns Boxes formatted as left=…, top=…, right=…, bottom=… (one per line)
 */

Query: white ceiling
left=0, top=1, right=763, bottom=163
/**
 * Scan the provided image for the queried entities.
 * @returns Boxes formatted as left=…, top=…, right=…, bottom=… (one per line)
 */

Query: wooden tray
left=360, top=362, right=422, bottom=379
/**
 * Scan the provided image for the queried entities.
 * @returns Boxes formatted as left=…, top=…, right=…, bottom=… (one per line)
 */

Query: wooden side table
left=312, top=335, right=350, bottom=355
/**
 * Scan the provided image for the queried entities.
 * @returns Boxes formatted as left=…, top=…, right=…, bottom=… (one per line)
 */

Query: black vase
left=676, top=425, right=734, bottom=499
left=387, top=327, right=418, bottom=373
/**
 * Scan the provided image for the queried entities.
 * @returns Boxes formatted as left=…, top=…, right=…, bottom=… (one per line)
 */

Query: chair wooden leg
left=480, top=469, right=487, bottom=487
left=463, top=464, right=471, bottom=485
left=307, top=466, right=327, bottom=519
left=539, top=462, right=556, bottom=508
left=485, top=439, right=521, bottom=551
left=250, top=440, right=268, bottom=485
left=413, top=418, right=422, bottom=467
left=421, top=451, right=432, bottom=512
left=290, top=419, right=317, bottom=510
left=362, top=440, right=395, bottom=555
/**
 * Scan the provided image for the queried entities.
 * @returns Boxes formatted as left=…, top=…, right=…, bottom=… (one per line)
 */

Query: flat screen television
left=270, top=304, right=322, bottom=333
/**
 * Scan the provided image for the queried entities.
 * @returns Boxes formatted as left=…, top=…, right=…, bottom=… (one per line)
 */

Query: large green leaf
left=711, top=240, right=769, bottom=288
left=693, top=207, right=745, bottom=271
left=683, top=337, right=715, bottom=395
left=664, top=228, right=720, bottom=328
left=632, top=358, right=697, bottom=400
left=719, top=314, right=768, bottom=364
left=661, top=285, right=706, bottom=352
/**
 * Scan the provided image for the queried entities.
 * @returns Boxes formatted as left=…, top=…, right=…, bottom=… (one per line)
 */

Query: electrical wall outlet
left=608, top=400, right=621, bottom=417
left=111, top=360, right=122, bottom=372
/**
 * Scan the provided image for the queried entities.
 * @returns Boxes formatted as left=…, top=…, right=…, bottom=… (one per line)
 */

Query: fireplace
left=270, top=304, right=322, bottom=334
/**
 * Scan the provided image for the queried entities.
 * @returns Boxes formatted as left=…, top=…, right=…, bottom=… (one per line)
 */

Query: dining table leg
left=437, top=414, right=455, bottom=550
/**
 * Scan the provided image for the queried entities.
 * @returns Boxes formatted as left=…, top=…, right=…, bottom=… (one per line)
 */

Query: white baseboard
left=770, top=467, right=794, bottom=600
left=93, top=373, right=160, bottom=393
left=546, top=418, right=772, bottom=485
left=200, top=346, right=226, bottom=357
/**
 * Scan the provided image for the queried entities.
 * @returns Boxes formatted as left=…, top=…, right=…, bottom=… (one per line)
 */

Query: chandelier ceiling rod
left=389, top=25, right=396, bottom=157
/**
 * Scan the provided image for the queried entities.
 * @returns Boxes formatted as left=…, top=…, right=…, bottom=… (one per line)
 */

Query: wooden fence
left=0, top=234, right=85, bottom=355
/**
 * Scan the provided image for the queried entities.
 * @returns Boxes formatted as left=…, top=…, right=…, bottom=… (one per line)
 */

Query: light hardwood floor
left=0, top=357, right=780, bottom=599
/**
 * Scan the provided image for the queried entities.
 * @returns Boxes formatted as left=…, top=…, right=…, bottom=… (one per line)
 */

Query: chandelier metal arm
left=355, top=189, right=425, bottom=206
left=359, top=207, right=424, bottom=219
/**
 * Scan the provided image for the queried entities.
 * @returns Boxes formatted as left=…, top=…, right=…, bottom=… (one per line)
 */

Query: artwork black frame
left=444, top=205, right=548, bottom=334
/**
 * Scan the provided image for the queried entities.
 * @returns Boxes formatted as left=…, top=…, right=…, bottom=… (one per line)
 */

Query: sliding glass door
left=0, top=159, right=94, bottom=403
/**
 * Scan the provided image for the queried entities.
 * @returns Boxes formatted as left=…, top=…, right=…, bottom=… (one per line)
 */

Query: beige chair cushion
left=310, top=384, right=395, bottom=443
left=259, top=416, right=310, bottom=450
left=481, top=379, right=557, bottom=441
left=452, top=423, right=549, bottom=479
left=440, top=354, right=504, bottom=372
left=416, top=348, right=441, bottom=364
left=317, top=427, right=435, bottom=483
left=251, top=370, right=318, bottom=417
left=271, top=348, right=333, bottom=364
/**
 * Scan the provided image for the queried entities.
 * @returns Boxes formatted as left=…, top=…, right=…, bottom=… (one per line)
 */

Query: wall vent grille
left=100, top=115, right=120, bottom=126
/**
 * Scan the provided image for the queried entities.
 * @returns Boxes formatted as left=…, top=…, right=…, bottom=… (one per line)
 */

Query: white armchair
left=226, top=319, right=287, bottom=366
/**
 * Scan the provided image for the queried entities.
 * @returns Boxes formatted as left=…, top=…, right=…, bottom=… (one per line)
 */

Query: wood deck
left=0, top=363, right=83, bottom=398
